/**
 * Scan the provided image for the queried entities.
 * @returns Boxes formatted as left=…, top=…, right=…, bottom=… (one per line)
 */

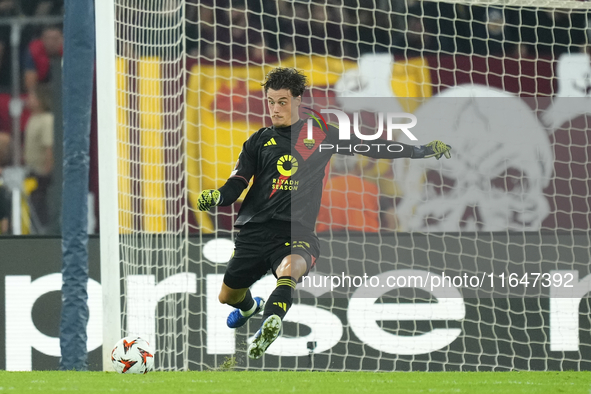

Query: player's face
left=267, top=88, right=301, bottom=127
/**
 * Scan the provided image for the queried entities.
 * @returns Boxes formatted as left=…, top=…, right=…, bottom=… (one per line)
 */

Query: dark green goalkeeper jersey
left=228, top=118, right=415, bottom=231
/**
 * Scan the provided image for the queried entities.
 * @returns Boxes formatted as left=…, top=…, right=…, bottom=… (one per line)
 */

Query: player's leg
left=218, top=283, right=248, bottom=305
left=218, top=222, right=272, bottom=328
left=218, top=282, right=265, bottom=328
left=261, top=254, right=307, bottom=321
left=248, top=253, right=311, bottom=359
left=220, top=249, right=269, bottom=329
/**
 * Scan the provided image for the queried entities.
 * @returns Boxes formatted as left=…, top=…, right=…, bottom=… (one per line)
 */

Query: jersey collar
left=273, top=119, right=304, bottom=133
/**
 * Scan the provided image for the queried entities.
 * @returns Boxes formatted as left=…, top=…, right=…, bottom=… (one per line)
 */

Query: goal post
left=96, top=0, right=189, bottom=371
left=97, top=0, right=591, bottom=372
left=95, top=0, right=121, bottom=372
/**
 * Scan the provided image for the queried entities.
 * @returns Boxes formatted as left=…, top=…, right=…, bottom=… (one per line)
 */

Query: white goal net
left=97, top=0, right=591, bottom=371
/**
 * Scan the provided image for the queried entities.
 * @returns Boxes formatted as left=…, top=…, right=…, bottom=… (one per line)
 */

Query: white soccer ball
left=111, top=336, right=155, bottom=374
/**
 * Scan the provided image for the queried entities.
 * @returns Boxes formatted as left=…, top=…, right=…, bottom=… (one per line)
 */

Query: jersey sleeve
left=229, top=131, right=259, bottom=186
left=324, top=123, right=415, bottom=159
left=324, top=123, right=354, bottom=156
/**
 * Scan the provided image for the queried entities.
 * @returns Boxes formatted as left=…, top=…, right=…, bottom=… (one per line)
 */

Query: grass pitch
left=0, top=371, right=588, bottom=393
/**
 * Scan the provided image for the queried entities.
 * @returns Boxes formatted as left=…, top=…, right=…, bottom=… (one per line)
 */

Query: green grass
left=0, top=371, right=588, bottom=393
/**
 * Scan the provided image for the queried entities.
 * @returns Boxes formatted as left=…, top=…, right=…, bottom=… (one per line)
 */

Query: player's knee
left=218, top=292, right=236, bottom=305
left=276, top=254, right=308, bottom=279
left=218, top=289, right=244, bottom=305
left=218, top=292, right=228, bottom=304
left=293, top=260, right=309, bottom=280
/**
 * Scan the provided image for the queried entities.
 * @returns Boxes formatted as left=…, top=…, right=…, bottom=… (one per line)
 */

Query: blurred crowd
left=0, top=0, right=63, bottom=89
left=0, top=0, right=63, bottom=234
left=186, top=0, right=590, bottom=63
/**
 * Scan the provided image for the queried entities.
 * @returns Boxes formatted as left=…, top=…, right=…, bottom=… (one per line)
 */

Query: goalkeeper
left=198, top=67, right=451, bottom=360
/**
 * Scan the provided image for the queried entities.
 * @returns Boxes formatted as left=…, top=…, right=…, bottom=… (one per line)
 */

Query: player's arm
left=326, top=124, right=451, bottom=160
left=197, top=178, right=248, bottom=211
left=197, top=137, right=256, bottom=211
left=356, top=139, right=452, bottom=160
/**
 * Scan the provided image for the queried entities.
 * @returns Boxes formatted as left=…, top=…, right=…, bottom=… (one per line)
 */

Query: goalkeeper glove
left=413, top=140, right=452, bottom=160
left=197, top=189, right=222, bottom=211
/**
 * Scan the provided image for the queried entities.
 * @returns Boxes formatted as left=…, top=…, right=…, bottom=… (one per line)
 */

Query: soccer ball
left=111, top=336, right=154, bottom=374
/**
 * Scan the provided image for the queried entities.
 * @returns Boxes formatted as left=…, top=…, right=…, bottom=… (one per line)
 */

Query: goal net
left=98, top=0, right=591, bottom=371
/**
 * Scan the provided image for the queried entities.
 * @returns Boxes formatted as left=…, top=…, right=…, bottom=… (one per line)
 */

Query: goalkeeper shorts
left=222, top=219, right=320, bottom=290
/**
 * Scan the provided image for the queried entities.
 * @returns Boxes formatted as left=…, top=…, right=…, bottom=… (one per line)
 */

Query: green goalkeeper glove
left=413, top=140, right=452, bottom=160
left=197, top=189, right=222, bottom=211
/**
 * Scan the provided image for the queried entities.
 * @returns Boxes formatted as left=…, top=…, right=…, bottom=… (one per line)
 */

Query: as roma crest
left=303, top=138, right=315, bottom=149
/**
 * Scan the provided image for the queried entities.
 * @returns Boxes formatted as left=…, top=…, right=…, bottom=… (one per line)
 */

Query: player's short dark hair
left=262, top=67, right=307, bottom=97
